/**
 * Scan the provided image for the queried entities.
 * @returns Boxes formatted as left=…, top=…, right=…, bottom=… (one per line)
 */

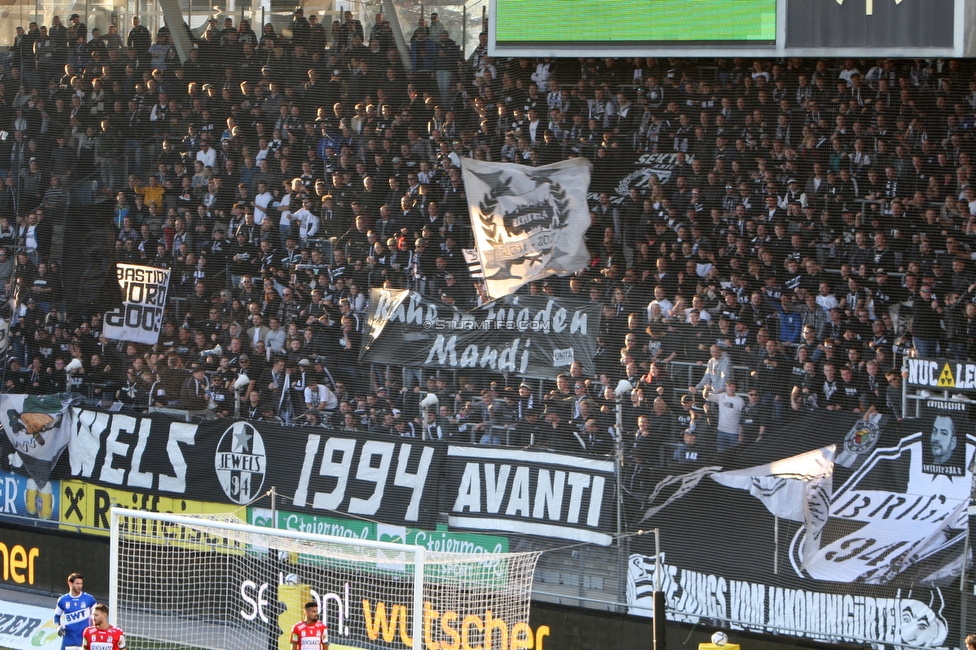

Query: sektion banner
left=102, top=264, right=171, bottom=345
left=359, top=288, right=601, bottom=379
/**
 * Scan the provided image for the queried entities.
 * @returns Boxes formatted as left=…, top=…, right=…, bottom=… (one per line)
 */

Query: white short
left=65, top=646, right=84, bottom=650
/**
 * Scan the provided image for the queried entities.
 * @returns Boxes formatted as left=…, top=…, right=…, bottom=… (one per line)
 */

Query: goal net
left=109, top=509, right=541, bottom=650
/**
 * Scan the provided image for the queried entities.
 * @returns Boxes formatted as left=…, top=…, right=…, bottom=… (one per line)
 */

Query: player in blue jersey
left=54, top=573, right=97, bottom=650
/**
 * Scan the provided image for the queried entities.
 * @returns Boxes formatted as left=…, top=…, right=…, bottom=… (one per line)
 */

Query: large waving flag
left=712, top=445, right=835, bottom=567
left=461, top=157, right=592, bottom=299
left=1, top=393, right=75, bottom=490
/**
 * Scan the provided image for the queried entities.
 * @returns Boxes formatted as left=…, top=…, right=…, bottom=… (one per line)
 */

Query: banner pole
left=653, top=528, right=666, bottom=650
left=615, top=398, right=625, bottom=611
left=270, top=485, right=277, bottom=529
left=961, top=461, right=975, bottom=650
left=773, top=516, right=779, bottom=574
left=900, top=363, right=907, bottom=420
left=960, top=526, right=969, bottom=650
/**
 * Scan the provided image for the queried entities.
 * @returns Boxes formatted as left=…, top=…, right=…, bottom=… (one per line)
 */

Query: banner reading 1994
left=102, top=264, right=170, bottom=345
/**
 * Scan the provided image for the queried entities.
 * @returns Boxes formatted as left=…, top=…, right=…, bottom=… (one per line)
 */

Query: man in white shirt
left=815, top=281, right=840, bottom=314
left=704, top=380, right=744, bottom=451
left=294, top=197, right=319, bottom=242
left=304, top=379, right=337, bottom=414
left=195, top=140, right=216, bottom=169
left=526, top=108, right=541, bottom=145
left=646, top=285, right=674, bottom=321
left=23, top=212, right=39, bottom=263
left=252, top=181, right=273, bottom=225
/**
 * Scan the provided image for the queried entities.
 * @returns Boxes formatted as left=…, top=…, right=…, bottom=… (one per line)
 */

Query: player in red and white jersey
left=82, top=604, right=125, bottom=650
left=290, top=601, right=328, bottom=650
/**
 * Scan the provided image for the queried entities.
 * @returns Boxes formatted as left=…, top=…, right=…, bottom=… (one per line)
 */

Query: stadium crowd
left=0, top=11, right=972, bottom=467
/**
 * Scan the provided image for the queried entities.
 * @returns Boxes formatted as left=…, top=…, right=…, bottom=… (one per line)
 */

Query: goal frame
left=108, top=507, right=428, bottom=650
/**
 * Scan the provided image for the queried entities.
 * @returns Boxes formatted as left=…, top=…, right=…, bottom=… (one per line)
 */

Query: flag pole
left=773, top=516, right=779, bottom=574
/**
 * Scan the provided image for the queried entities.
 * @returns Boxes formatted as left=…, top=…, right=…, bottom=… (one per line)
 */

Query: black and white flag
left=103, top=264, right=171, bottom=344
left=462, top=157, right=592, bottom=298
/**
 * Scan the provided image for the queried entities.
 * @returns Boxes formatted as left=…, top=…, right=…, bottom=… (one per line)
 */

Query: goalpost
left=109, top=508, right=542, bottom=650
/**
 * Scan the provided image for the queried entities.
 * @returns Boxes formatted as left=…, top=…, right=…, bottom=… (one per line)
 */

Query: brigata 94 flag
left=461, top=157, right=592, bottom=299
left=102, top=264, right=171, bottom=345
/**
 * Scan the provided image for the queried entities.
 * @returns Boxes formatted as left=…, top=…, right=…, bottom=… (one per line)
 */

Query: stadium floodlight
left=109, top=508, right=541, bottom=650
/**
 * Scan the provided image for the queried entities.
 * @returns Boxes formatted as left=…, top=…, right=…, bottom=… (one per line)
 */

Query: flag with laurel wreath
left=461, top=157, right=592, bottom=299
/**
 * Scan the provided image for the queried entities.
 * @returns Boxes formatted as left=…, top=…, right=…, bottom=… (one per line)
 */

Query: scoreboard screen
left=494, top=0, right=777, bottom=45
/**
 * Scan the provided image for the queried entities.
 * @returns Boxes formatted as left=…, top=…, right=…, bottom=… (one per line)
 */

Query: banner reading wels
left=59, top=408, right=617, bottom=545
left=63, top=409, right=447, bottom=530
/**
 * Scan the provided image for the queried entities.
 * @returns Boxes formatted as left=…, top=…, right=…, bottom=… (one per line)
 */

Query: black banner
left=59, top=408, right=622, bottom=544
left=63, top=410, right=446, bottom=529
left=360, top=289, right=602, bottom=379
left=444, top=445, right=617, bottom=546
left=0, top=525, right=108, bottom=597
left=626, top=409, right=973, bottom=649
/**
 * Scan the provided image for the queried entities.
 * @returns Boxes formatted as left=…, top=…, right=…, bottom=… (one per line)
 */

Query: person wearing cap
left=67, top=13, right=86, bottom=42
left=672, top=427, right=703, bottom=464
left=257, top=401, right=284, bottom=424
left=288, top=7, right=311, bottom=45
left=871, top=267, right=906, bottom=321
left=570, top=380, right=590, bottom=419
left=515, top=381, right=535, bottom=420
left=285, top=355, right=311, bottom=414
left=540, top=401, right=583, bottom=453
left=180, top=364, right=211, bottom=411
left=784, top=177, right=805, bottom=207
